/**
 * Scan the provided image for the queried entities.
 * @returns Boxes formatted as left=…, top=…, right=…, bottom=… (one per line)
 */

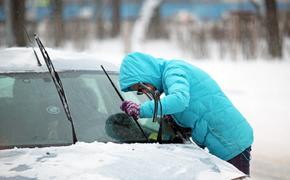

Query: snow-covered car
left=0, top=47, right=247, bottom=179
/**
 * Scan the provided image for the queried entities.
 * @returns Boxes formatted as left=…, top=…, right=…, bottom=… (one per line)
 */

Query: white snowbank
left=0, top=142, right=245, bottom=180
left=0, top=47, right=119, bottom=72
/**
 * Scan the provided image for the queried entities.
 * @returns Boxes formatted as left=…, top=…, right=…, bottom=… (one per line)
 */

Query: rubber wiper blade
left=34, top=34, right=77, bottom=144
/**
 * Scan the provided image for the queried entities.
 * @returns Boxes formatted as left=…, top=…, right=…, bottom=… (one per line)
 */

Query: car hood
left=0, top=142, right=246, bottom=180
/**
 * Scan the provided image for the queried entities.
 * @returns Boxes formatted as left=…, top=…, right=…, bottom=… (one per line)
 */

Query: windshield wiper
left=100, top=65, right=148, bottom=142
left=34, top=34, right=78, bottom=144
left=23, top=26, right=42, bottom=66
left=0, top=143, right=72, bottom=150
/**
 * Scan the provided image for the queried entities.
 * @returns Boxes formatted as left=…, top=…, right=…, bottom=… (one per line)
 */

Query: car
left=0, top=46, right=247, bottom=179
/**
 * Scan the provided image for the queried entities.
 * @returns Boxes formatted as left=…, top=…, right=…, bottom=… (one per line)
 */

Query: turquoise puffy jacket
left=119, top=52, right=253, bottom=161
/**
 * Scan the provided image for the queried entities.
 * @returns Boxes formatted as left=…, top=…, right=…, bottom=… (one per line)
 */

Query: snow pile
left=0, top=142, right=245, bottom=180
left=0, top=48, right=44, bottom=72
left=0, top=47, right=119, bottom=72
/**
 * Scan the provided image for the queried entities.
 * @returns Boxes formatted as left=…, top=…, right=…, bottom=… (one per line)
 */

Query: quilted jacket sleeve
left=140, top=67, right=190, bottom=118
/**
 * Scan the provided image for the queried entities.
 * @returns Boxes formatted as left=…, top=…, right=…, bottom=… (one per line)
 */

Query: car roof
left=0, top=47, right=119, bottom=73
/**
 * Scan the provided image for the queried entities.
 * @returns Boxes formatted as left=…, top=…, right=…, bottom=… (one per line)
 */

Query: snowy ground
left=194, top=60, right=290, bottom=180
left=72, top=39, right=290, bottom=180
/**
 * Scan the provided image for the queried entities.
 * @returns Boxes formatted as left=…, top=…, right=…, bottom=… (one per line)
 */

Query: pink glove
left=164, top=115, right=173, bottom=121
left=120, top=100, right=140, bottom=119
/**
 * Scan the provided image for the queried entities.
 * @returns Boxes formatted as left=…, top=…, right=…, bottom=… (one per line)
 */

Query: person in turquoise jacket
left=119, top=52, right=253, bottom=175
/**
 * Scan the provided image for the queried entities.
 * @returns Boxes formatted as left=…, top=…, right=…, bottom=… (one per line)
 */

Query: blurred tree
left=4, top=0, right=13, bottom=46
left=131, top=0, right=162, bottom=51
left=249, top=0, right=263, bottom=21
left=283, top=9, right=290, bottom=37
left=8, top=0, right=27, bottom=46
left=265, top=0, right=282, bottom=58
left=111, top=0, right=120, bottom=37
left=95, top=0, right=105, bottom=39
left=51, top=0, right=63, bottom=47
left=147, top=3, right=167, bottom=39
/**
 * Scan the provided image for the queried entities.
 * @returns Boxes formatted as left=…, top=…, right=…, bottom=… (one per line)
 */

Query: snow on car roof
left=0, top=47, right=119, bottom=73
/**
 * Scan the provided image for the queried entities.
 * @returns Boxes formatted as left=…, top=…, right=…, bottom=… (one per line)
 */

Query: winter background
left=1, top=0, right=290, bottom=179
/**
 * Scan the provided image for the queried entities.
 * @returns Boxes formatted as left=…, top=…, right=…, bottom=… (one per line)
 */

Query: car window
left=59, top=71, right=151, bottom=143
left=0, top=71, right=177, bottom=149
left=0, top=77, right=14, bottom=98
left=0, top=73, right=72, bottom=148
left=60, top=71, right=166, bottom=143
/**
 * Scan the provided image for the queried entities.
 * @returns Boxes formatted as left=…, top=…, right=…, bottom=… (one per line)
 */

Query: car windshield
left=0, top=70, right=176, bottom=149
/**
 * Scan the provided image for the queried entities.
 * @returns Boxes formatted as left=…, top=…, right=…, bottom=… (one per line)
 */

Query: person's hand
left=164, top=115, right=173, bottom=121
left=120, top=100, right=140, bottom=119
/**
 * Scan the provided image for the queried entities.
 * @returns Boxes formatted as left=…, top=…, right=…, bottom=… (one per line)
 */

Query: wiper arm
left=34, top=34, right=78, bottom=144
left=100, top=65, right=148, bottom=142
left=23, top=26, right=42, bottom=66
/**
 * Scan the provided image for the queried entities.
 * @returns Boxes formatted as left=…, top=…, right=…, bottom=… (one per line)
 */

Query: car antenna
left=23, top=25, right=42, bottom=66
left=100, top=65, right=148, bottom=142
left=34, top=34, right=78, bottom=144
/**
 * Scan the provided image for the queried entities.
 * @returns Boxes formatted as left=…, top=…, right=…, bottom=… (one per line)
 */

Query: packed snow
left=0, top=142, right=245, bottom=180
left=0, top=47, right=119, bottom=72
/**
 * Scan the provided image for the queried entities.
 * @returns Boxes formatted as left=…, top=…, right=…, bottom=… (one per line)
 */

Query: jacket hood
left=119, top=52, right=165, bottom=92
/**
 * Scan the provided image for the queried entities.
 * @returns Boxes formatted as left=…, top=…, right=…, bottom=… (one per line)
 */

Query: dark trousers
left=227, top=147, right=251, bottom=175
